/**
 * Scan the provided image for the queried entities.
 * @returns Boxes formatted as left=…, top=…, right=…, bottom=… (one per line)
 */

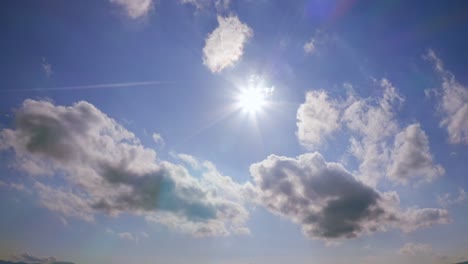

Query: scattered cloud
left=398, top=243, right=432, bottom=256
left=203, top=15, right=253, bottom=73
left=425, top=49, right=468, bottom=144
left=0, top=180, right=26, bottom=192
left=109, top=0, right=154, bottom=19
left=250, top=152, right=449, bottom=241
left=398, top=242, right=468, bottom=264
left=296, top=79, right=442, bottom=187
left=342, top=79, right=404, bottom=186
left=296, top=90, right=341, bottom=147
left=0, top=99, right=251, bottom=237
left=303, top=38, right=317, bottom=55
left=117, top=232, right=137, bottom=241
left=181, top=0, right=230, bottom=12
left=438, top=188, right=466, bottom=207
left=303, top=30, right=331, bottom=56
left=152, top=133, right=164, bottom=145
left=41, top=58, right=53, bottom=78
left=388, top=123, right=444, bottom=185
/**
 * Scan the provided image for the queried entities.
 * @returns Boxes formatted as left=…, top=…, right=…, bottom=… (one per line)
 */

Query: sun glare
left=237, top=88, right=266, bottom=113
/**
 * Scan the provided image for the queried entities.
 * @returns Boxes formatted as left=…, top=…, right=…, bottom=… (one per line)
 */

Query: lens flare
left=237, top=88, right=266, bottom=113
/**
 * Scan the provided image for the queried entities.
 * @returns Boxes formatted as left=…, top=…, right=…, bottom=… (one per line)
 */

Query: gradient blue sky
left=0, top=1, right=467, bottom=264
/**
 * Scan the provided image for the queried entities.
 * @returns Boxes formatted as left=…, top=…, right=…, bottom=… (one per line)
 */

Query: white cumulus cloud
left=296, top=79, right=443, bottom=187
left=203, top=15, right=253, bottom=73
left=0, top=99, right=251, bottom=237
left=110, top=0, right=154, bottom=19
left=297, top=90, right=341, bottom=147
left=388, top=123, right=444, bottom=185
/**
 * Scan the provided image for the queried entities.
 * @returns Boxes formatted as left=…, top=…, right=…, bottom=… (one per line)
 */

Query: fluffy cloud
left=296, top=79, right=443, bottom=187
left=203, top=15, right=253, bottom=73
left=425, top=49, right=468, bottom=144
left=297, top=90, right=341, bottom=147
left=398, top=243, right=433, bottom=256
left=388, top=123, right=444, bottom=185
left=0, top=99, right=250, bottom=236
left=250, top=152, right=449, bottom=241
left=109, top=0, right=153, bottom=19
left=343, top=79, right=404, bottom=186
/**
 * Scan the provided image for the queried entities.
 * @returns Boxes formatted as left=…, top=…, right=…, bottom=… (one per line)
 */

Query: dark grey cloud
left=4, top=252, right=74, bottom=264
left=250, top=152, right=449, bottom=240
left=0, top=99, right=250, bottom=236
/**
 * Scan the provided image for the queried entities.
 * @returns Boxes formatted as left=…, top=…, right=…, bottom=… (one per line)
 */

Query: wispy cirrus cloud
left=425, top=49, right=468, bottom=145
left=398, top=242, right=433, bottom=256
left=181, top=0, right=230, bottom=12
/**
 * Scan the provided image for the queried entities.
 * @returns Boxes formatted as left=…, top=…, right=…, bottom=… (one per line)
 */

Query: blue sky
left=0, top=1, right=467, bottom=264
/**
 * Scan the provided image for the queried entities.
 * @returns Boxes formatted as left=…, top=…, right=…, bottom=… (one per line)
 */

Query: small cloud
left=398, top=242, right=433, bottom=256
left=203, top=15, right=253, bottom=73
left=107, top=229, right=149, bottom=242
left=41, top=58, right=53, bottom=78
left=303, top=38, right=316, bottom=55
left=181, top=0, right=230, bottom=12
left=296, top=90, right=341, bottom=147
left=117, top=232, right=136, bottom=241
left=152, top=133, right=164, bottom=145
left=109, top=0, right=154, bottom=19
left=437, top=188, right=466, bottom=207
left=303, top=30, right=331, bottom=56
left=59, top=216, right=68, bottom=226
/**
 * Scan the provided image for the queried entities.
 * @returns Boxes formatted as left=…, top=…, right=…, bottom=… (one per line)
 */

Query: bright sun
left=237, top=88, right=266, bottom=113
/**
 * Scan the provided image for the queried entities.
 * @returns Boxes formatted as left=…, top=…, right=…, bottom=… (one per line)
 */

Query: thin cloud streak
left=1, top=80, right=176, bottom=92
